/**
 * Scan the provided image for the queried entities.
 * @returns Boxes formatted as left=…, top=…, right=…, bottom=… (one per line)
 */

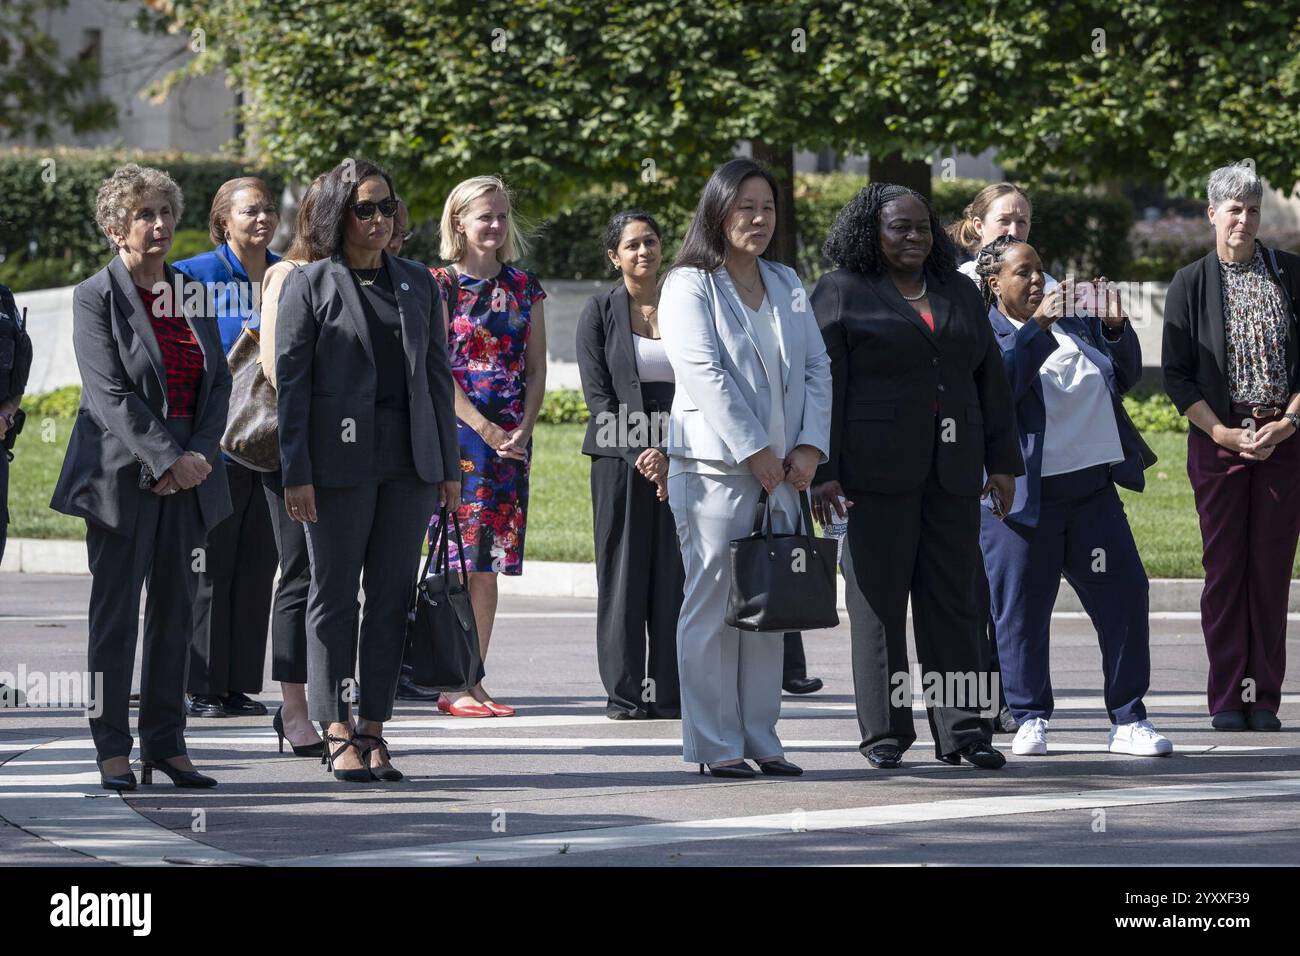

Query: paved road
left=2, top=574, right=1298, bottom=866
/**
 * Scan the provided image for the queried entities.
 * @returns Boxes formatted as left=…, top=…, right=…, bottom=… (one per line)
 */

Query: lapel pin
left=401, top=282, right=410, bottom=291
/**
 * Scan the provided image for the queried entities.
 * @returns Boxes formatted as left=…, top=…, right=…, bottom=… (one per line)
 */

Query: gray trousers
left=85, top=417, right=204, bottom=761
left=303, top=408, right=437, bottom=724
left=667, top=469, right=798, bottom=765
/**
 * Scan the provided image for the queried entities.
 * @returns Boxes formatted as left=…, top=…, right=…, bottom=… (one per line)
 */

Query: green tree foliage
left=152, top=1, right=1300, bottom=225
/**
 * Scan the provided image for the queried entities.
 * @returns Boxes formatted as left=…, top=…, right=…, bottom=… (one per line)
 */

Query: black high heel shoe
left=323, top=733, right=373, bottom=783
left=96, top=757, right=137, bottom=792
left=697, top=761, right=756, bottom=779
left=756, top=758, right=803, bottom=777
left=140, top=758, right=217, bottom=788
left=353, top=733, right=403, bottom=782
left=273, top=706, right=325, bottom=758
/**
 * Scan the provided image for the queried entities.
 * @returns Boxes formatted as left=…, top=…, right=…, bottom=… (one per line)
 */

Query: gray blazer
left=274, top=251, right=460, bottom=488
left=50, top=256, right=233, bottom=534
left=659, top=259, right=831, bottom=469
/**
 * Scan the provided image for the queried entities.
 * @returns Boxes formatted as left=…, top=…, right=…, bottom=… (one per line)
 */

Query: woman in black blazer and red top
left=1162, top=163, right=1300, bottom=732
left=578, top=210, right=683, bottom=720
left=810, top=183, right=1023, bottom=770
left=50, top=164, right=232, bottom=791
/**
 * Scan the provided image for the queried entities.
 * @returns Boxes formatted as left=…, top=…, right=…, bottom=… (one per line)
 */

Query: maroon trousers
left=1187, top=427, right=1299, bottom=716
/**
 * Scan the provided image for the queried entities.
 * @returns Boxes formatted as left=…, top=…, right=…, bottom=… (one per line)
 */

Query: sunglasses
left=351, top=198, right=400, bottom=221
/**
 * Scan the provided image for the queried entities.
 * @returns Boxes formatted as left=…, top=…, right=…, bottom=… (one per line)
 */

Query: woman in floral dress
left=429, top=176, right=547, bottom=717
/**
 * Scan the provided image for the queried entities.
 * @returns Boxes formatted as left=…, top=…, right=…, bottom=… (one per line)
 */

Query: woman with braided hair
left=809, top=182, right=1022, bottom=770
left=974, top=234, right=1169, bottom=758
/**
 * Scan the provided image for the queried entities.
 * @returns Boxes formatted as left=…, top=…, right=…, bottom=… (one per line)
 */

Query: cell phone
left=987, top=486, right=1006, bottom=518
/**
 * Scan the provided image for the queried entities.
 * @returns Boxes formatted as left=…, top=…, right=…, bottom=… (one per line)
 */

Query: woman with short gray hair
left=51, top=163, right=233, bottom=788
left=1162, top=162, right=1300, bottom=732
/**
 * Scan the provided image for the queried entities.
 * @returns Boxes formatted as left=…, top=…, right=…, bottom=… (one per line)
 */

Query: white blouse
left=632, top=334, right=674, bottom=383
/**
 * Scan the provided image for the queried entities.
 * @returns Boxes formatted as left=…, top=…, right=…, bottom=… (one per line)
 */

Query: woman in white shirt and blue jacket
left=975, top=235, right=1171, bottom=759
left=659, top=158, right=832, bottom=779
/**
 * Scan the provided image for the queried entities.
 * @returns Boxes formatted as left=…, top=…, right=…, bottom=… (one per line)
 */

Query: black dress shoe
left=396, top=671, right=441, bottom=701
left=865, top=745, right=903, bottom=769
left=757, top=758, right=803, bottom=776
left=220, top=692, right=267, bottom=717
left=782, top=677, right=824, bottom=695
left=698, top=761, right=757, bottom=778
left=1212, top=710, right=1248, bottom=731
left=936, top=752, right=961, bottom=765
left=184, top=694, right=227, bottom=718
left=1248, top=709, right=1281, bottom=731
left=949, top=741, right=1006, bottom=769
left=606, top=708, right=648, bottom=720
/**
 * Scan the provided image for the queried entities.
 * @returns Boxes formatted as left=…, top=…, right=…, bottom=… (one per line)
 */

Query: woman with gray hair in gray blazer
left=50, top=163, right=233, bottom=791
left=659, top=158, right=832, bottom=779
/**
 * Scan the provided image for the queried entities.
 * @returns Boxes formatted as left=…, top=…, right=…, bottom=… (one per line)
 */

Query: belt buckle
left=1252, top=405, right=1280, bottom=418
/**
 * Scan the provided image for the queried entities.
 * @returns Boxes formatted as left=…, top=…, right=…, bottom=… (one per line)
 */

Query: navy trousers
left=980, top=466, right=1150, bottom=725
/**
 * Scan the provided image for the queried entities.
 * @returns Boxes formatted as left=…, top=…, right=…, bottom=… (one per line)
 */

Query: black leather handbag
left=407, top=507, right=485, bottom=690
left=726, top=489, right=839, bottom=632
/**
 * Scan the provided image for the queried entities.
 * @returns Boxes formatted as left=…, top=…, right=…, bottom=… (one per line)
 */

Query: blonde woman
left=429, top=176, right=547, bottom=718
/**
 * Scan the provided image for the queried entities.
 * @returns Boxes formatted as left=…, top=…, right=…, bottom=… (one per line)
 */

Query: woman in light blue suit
left=659, top=159, right=832, bottom=779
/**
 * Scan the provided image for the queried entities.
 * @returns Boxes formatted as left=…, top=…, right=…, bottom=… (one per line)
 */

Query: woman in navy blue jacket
left=173, top=177, right=282, bottom=719
left=975, top=235, right=1171, bottom=759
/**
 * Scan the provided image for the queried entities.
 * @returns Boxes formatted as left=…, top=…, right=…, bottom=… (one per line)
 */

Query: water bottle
left=822, top=496, right=849, bottom=564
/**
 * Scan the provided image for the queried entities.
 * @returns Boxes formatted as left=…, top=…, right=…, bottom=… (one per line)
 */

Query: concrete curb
left=2, top=536, right=1285, bottom=613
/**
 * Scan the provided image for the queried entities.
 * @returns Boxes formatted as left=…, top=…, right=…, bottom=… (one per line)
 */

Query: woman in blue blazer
left=172, top=177, right=282, bottom=720
left=975, top=235, right=1170, bottom=759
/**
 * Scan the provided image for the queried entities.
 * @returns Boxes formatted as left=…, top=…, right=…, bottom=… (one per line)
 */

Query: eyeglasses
left=351, top=198, right=400, bottom=221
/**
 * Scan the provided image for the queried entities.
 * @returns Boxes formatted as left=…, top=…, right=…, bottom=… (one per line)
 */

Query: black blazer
left=576, top=283, right=672, bottom=466
left=812, top=268, right=1023, bottom=496
left=1162, top=243, right=1300, bottom=437
left=274, top=251, right=460, bottom=489
left=50, top=256, right=233, bottom=534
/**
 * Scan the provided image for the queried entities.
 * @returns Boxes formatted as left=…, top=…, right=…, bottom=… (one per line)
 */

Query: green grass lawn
left=6, top=419, right=598, bottom=562
left=8, top=421, right=1294, bottom=577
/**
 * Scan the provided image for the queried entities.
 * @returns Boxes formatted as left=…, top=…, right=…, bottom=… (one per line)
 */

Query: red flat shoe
left=482, top=700, right=516, bottom=717
left=436, top=695, right=451, bottom=714
left=449, top=701, right=494, bottom=718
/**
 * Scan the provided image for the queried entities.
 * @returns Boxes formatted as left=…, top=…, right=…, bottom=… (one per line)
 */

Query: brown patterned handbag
left=220, top=325, right=280, bottom=471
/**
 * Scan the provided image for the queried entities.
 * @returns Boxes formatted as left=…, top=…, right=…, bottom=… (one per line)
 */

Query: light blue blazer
left=659, top=258, right=832, bottom=469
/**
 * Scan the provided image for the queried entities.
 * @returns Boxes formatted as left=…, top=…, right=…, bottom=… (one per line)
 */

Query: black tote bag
left=725, top=489, right=839, bottom=633
left=406, top=507, right=486, bottom=690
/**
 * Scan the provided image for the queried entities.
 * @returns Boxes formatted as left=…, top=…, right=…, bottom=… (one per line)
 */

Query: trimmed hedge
left=0, top=148, right=286, bottom=291
left=1, top=157, right=1132, bottom=291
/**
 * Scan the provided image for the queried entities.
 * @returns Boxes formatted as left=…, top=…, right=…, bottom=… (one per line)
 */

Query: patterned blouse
left=1220, top=247, right=1291, bottom=406
left=137, top=284, right=204, bottom=419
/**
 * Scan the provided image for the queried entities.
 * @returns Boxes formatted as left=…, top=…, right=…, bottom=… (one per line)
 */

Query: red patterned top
left=137, top=285, right=204, bottom=419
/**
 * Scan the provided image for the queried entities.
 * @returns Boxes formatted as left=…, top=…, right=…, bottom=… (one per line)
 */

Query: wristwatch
left=1285, top=412, right=1300, bottom=432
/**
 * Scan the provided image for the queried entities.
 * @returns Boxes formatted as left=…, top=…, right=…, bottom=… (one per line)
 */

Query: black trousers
left=188, top=459, right=276, bottom=697
left=783, top=633, right=808, bottom=682
left=0, top=448, right=8, bottom=565
left=304, top=409, right=437, bottom=724
left=263, top=471, right=311, bottom=684
left=841, top=468, right=990, bottom=758
left=591, top=452, right=683, bottom=717
left=86, top=418, right=204, bottom=761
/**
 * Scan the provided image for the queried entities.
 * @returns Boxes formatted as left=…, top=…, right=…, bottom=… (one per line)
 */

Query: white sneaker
left=1012, top=717, right=1049, bottom=755
left=1109, top=719, right=1173, bottom=756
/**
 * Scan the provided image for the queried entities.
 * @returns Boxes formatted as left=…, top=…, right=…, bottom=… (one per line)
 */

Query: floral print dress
left=428, top=264, right=546, bottom=574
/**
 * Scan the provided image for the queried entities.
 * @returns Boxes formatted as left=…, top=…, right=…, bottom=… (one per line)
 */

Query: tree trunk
left=751, top=140, right=798, bottom=267
left=870, top=151, right=931, bottom=201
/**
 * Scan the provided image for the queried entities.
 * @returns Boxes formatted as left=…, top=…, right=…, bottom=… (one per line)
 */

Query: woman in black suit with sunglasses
left=275, top=158, right=461, bottom=783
